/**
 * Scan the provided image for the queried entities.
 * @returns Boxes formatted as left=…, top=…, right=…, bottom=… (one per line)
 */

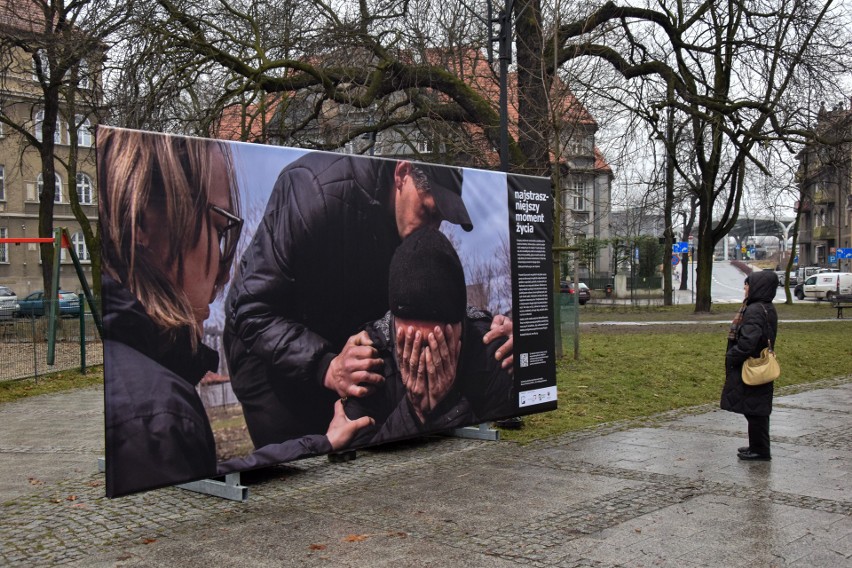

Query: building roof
left=0, top=0, right=49, bottom=36
left=216, top=46, right=611, bottom=174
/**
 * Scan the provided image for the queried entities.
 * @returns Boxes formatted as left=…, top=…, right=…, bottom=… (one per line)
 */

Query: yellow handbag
left=742, top=304, right=779, bottom=386
left=742, top=341, right=780, bottom=386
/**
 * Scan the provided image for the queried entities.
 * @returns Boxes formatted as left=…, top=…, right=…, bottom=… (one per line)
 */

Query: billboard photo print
left=98, top=126, right=556, bottom=497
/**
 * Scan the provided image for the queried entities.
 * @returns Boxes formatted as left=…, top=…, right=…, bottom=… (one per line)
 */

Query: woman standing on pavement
left=720, top=270, right=780, bottom=461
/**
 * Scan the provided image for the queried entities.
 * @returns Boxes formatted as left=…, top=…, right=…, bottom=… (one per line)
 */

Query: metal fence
left=627, top=275, right=663, bottom=290
left=584, top=276, right=614, bottom=291
left=555, top=292, right=579, bottom=358
left=0, top=304, right=102, bottom=382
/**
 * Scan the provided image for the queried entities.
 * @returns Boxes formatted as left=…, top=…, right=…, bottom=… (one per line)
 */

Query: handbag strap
left=757, top=303, right=773, bottom=352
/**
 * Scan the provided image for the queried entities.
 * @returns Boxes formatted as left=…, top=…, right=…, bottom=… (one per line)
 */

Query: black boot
left=738, top=451, right=771, bottom=461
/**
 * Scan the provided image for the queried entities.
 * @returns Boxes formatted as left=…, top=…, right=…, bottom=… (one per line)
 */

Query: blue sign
left=837, top=248, right=852, bottom=259
left=671, top=255, right=680, bottom=267
left=672, top=242, right=689, bottom=254
left=829, top=255, right=836, bottom=264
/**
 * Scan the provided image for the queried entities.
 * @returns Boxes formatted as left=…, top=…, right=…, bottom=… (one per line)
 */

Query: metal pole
left=31, top=315, right=38, bottom=383
left=47, top=228, right=62, bottom=366
left=573, top=255, right=579, bottom=360
left=79, top=294, right=86, bottom=374
left=691, top=247, right=695, bottom=304
left=498, top=1, right=512, bottom=173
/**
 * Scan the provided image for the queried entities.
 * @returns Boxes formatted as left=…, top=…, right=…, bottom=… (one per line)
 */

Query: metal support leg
left=447, top=423, right=500, bottom=441
left=178, top=474, right=248, bottom=502
left=97, top=457, right=249, bottom=502
left=328, top=450, right=357, bottom=463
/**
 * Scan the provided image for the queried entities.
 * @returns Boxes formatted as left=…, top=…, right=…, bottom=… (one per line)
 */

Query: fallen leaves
left=307, top=531, right=409, bottom=553
left=342, top=532, right=408, bottom=543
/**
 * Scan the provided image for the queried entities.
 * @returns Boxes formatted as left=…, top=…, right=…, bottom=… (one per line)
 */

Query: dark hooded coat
left=103, top=275, right=331, bottom=498
left=720, top=270, right=779, bottom=416
left=223, top=153, right=400, bottom=439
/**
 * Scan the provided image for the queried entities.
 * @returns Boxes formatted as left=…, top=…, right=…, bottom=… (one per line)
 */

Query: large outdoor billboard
left=98, top=126, right=555, bottom=497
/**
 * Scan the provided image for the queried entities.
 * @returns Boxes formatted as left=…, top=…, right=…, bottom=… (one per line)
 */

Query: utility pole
left=486, top=0, right=513, bottom=172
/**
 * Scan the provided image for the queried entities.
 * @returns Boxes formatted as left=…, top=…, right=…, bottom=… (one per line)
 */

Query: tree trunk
left=694, top=197, right=715, bottom=312
left=38, top=92, right=60, bottom=297
left=513, top=0, right=549, bottom=177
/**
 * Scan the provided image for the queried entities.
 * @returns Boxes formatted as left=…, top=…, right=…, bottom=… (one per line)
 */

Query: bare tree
left=114, top=0, right=852, bottom=315
left=0, top=0, right=130, bottom=296
left=555, top=0, right=851, bottom=310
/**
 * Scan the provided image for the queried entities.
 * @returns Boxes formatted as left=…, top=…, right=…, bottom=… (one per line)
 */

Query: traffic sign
left=673, top=241, right=689, bottom=254
left=672, top=255, right=680, bottom=267
left=829, top=255, right=836, bottom=264
left=837, top=248, right=852, bottom=259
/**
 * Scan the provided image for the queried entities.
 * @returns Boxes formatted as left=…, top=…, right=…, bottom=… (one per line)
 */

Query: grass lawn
left=501, top=320, right=852, bottom=442
left=0, top=365, right=103, bottom=404
left=579, top=299, right=842, bottom=322
left=1, top=314, right=849, bottom=448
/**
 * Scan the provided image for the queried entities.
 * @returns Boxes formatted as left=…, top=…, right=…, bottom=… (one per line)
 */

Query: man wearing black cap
left=224, top=153, right=513, bottom=448
left=342, top=227, right=515, bottom=446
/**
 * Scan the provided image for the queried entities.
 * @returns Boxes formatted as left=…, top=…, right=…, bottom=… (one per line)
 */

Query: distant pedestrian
left=720, top=270, right=779, bottom=461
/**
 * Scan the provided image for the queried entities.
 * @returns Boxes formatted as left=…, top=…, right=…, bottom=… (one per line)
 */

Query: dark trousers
left=745, top=414, right=770, bottom=456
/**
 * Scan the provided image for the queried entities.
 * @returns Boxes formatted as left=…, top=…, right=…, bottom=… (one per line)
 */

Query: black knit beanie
left=388, top=227, right=466, bottom=323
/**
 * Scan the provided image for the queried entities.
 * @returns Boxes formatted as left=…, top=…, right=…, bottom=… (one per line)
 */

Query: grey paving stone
left=0, top=377, right=850, bottom=567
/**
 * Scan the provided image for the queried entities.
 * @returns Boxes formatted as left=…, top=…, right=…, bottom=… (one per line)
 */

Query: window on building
left=77, top=59, right=90, bottom=90
left=34, top=110, right=64, bottom=144
left=37, top=173, right=63, bottom=203
left=31, top=50, right=49, bottom=82
left=74, top=116, right=93, bottom=147
left=572, top=180, right=587, bottom=211
left=71, top=232, right=89, bottom=261
left=76, top=173, right=93, bottom=204
left=0, top=165, right=5, bottom=201
left=0, top=227, right=7, bottom=263
left=417, top=139, right=433, bottom=153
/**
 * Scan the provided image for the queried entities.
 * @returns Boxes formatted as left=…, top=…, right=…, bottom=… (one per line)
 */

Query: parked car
left=16, top=290, right=81, bottom=317
left=0, top=286, right=19, bottom=320
left=560, top=281, right=591, bottom=305
left=802, top=272, right=852, bottom=301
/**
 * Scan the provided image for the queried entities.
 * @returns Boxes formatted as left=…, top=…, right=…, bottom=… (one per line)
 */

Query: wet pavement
left=1, top=376, right=850, bottom=567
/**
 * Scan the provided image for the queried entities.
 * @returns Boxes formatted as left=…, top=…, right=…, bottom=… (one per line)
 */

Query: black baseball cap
left=413, top=163, right=473, bottom=232
left=389, top=227, right=467, bottom=323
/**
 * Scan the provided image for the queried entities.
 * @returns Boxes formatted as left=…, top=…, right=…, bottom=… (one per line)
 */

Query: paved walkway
left=1, top=377, right=850, bottom=567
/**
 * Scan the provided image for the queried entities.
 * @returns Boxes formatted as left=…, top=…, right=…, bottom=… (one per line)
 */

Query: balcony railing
left=812, top=226, right=835, bottom=240
left=812, top=189, right=834, bottom=204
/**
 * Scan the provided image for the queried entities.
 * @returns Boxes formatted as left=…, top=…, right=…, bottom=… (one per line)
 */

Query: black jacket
left=103, top=275, right=330, bottom=498
left=224, top=153, right=400, bottom=419
left=343, top=310, right=515, bottom=448
left=720, top=270, right=779, bottom=417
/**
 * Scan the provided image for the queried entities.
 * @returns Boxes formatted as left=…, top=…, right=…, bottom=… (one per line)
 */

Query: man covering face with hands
left=343, top=227, right=515, bottom=447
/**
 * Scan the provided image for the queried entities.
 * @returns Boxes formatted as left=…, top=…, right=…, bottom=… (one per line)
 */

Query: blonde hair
left=98, top=127, right=240, bottom=346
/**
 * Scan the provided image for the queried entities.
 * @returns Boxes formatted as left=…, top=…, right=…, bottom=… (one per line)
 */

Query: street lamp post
left=484, top=0, right=513, bottom=173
